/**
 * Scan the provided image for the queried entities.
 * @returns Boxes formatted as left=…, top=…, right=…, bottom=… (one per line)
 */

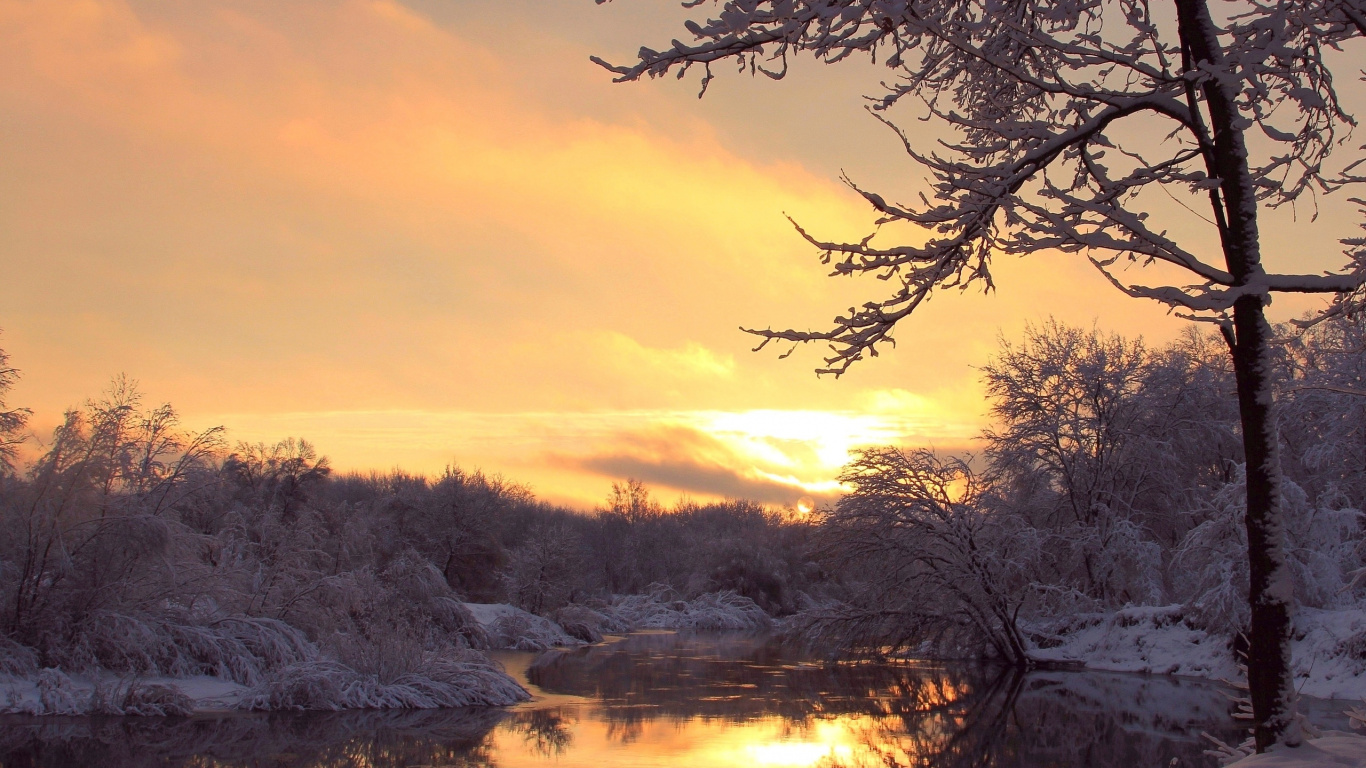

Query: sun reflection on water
left=491, top=710, right=905, bottom=768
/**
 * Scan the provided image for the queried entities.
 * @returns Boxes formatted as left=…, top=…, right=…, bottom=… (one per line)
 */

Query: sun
left=796, top=496, right=816, bottom=515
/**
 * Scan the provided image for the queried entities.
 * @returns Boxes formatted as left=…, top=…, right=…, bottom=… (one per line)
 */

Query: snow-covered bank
left=1029, top=606, right=1366, bottom=700
left=465, top=589, right=771, bottom=651
left=1217, top=732, right=1366, bottom=767
left=464, top=603, right=585, bottom=651
left=0, top=589, right=772, bottom=716
left=606, top=586, right=772, bottom=631
left=1, top=650, right=528, bottom=715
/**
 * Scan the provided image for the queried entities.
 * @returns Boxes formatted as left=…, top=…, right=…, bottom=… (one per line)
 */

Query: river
left=0, top=631, right=1347, bottom=767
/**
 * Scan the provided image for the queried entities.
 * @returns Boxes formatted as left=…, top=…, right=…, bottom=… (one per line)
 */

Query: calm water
left=0, top=632, right=1328, bottom=768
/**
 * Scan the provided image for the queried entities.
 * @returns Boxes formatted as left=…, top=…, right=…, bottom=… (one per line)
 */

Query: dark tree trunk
left=1175, top=0, right=1297, bottom=750
left=1230, top=296, right=1297, bottom=751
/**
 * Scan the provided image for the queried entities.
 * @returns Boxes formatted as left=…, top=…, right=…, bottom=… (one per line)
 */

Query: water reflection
left=0, top=632, right=1258, bottom=768
left=0, top=707, right=505, bottom=768
left=509, top=633, right=1245, bottom=767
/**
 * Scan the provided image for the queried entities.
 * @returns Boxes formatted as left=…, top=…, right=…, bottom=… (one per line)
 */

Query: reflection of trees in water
left=0, top=707, right=505, bottom=768
left=531, top=633, right=1244, bottom=767
left=823, top=668, right=1246, bottom=768
left=506, top=708, right=574, bottom=757
left=528, top=632, right=984, bottom=725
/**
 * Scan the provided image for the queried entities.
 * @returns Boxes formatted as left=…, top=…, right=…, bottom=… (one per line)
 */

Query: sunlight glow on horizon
left=192, top=403, right=981, bottom=509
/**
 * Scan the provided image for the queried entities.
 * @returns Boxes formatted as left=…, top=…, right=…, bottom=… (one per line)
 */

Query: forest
left=0, top=314, right=1363, bottom=716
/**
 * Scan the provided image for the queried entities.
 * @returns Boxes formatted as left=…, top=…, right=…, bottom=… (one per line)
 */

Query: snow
left=1, top=671, right=246, bottom=715
left=463, top=603, right=584, bottom=651
left=1029, top=605, right=1239, bottom=680
left=1029, top=606, right=1366, bottom=701
left=0, top=592, right=770, bottom=717
left=237, top=655, right=528, bottom=710
left=463, top=591, right=771, bottom=651
left=1225, top=732, right=1366, bottom=767
left=1, top=655, right=527, bottom=714
left=602, top=586, right=771, bottom=631
left=1286, top=609, right=1366, bottom=700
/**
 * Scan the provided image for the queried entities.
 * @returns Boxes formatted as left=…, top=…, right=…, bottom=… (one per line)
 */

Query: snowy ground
left=1030, top=605, right=1366, bottom=700
left=1025, top=605, right=1366, bottom=765
left=1224, top=732, right=1366, bottom=766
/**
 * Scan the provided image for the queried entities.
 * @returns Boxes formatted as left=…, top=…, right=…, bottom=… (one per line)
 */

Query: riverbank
left=1225, top=731, right=1366, bottom=767
left=0, top=590, right=768, bottom=716
left=1029, top=605, right=1366, bottom=701
left=0, top=652, right=528, bottom=716
left=0, top=632, right=1259, bottom=767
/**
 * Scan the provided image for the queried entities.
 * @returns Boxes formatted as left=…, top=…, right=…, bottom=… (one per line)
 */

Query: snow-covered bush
left=238, top=653, right=527, bottom=711
left=0, top=636, right=37, bottom=677
left=604, top=584, right=771, bottom=632
left=3, top=669, right=198, bottom=716
left=51, top=612, right=315, bottom=686
left=552, top=604, right=620, bottom=642
left=34, top=668, right=83, bottom=715
left=464, top=603, right=583, bottom=651
left=1173, top=471, right=1365, bottom=635
left=90, top=679, right=195, bottom=717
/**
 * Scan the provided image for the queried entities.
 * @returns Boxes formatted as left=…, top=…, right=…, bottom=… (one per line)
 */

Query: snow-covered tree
left=596, top=0, right=1366, bottom=749
left=0, top=336, right=29, bottom=474
left=820, top=447, right=1041, bottom=663
left=506, top=521, right=583, bottom=615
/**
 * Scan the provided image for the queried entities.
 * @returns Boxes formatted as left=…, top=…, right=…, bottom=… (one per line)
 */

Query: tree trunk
left=1230, top=296, right=1298, bottom=750
left=1175, top=0, right=1297, bottom=750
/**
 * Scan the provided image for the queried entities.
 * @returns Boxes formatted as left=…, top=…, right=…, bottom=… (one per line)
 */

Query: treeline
left=0, top=357, right=818, bottom=696
left=2, top=311, right=1360, bottom=686
left=808, top=316, right=1366, bottom=663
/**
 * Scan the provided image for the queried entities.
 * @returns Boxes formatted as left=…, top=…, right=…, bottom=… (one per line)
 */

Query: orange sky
left=0, top=0, right=1355, bottom=508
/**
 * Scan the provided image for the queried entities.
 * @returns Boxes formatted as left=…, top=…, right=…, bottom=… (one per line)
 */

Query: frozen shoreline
left=8, top=601, right=1366, bottom=723
left=0, top=591, right=769, bottom=716
left=1029, top=605, right=1366, bottom=701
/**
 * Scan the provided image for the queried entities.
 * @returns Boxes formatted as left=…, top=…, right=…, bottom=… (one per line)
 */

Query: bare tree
left=821, top=447, right=1039, bottom=664
left=506, top=521, right=582, bottom=615
left=596, top=0, right=1366, bottom=748
left=983, top=320, right=1149, bottom=529
left=0, top=337, right=30, bottom=474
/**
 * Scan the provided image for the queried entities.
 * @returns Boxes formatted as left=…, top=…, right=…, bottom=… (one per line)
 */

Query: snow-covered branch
left=599, top=0, right=1366, bottom=375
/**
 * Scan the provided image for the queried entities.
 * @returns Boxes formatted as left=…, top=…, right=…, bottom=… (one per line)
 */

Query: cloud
left=548, top=423, right=833, bottom=506
left=0, top=0, right=1230, bottom=510
left=0, top=0, right=884, bottom=417
left=191, top=406, right=970, bottom=508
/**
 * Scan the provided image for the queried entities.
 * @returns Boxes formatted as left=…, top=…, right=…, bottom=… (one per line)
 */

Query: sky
left=0, top=0, right=1357, bottom=509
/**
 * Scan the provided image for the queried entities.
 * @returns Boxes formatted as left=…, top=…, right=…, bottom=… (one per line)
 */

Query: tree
left=983, top=320, right=1149, bottom=529
left=823, top=447, right=1039, bottom=664
left=0, top=337, right=29, bottom=474
left=595, top=0, right=1366, bottom=749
